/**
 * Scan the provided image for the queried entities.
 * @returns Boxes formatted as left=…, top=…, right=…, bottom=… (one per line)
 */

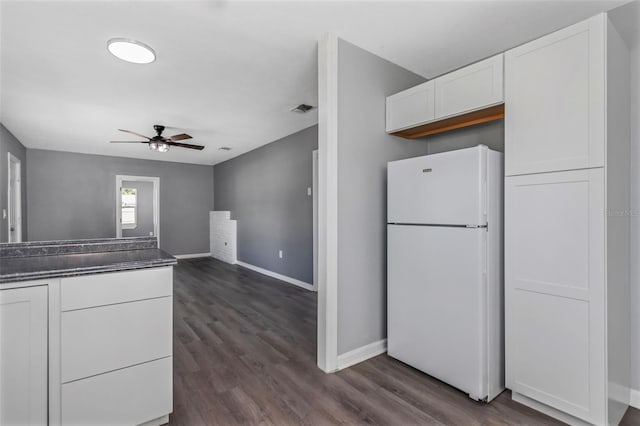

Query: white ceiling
left=0, top=0, right=626, bottom=165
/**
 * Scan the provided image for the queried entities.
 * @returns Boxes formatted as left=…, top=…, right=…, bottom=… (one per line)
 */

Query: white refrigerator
left=387, top=145, right=504, bottom=402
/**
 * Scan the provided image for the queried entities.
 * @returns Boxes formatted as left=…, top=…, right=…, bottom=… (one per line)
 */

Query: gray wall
left=214, top=125, right=317, bottom=284
left=335, top=39, right=429, bottom=354
left=26, top=149, right=213, bottom=255
left=424, top=120, right=504, bottom=155
left=0, top=124, right=28, bottom=242
left=335, top=38, right=505, bottom=355
left=121, top=180, right=154, bottom=238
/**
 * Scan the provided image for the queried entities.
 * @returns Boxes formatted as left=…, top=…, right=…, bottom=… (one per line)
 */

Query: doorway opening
left=115, top=175, right=160, bottom=245
left=7, top=153, right=22, bottom=243
left=313, top=149, right=319, bottom=291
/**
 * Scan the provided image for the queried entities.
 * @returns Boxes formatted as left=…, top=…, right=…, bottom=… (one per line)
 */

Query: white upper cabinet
left=434, top=54, right=504, bottom=119
left=504, top=15, right=605, bottom=176
left=386, top=54, right=504, bottom=135
left=386, top=80, right=435, bottom=133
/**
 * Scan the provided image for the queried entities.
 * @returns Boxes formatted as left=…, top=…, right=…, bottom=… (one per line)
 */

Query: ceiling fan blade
left=168, top=141, right=205, bottom=150
left=118, top=129, right=151, bottom=140
left=169, top=133, right=192, bottom=141
left=109, top=141, right=148, bottom=143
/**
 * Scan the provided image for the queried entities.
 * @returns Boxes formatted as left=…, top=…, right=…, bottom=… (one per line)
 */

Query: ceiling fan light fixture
left=157, top=142, right=170, bottom=153
left=148, top=141, right=159, bottom=151
left=107, top=38, right=156, bottom=64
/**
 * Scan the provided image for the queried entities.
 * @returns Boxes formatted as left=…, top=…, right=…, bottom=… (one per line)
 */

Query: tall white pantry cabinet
left=504, top=14, right=631, bottom=426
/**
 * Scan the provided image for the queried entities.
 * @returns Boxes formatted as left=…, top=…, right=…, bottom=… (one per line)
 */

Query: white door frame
left=312, top=150, right=319, bottom=292
left=7, top=153, right=22, bottom=243
left=115, top=175, right=160, bottom=246
left=316, top=33, right=339, bottom=373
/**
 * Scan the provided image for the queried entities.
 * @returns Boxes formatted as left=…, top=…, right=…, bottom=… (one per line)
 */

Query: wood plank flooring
left=169, top=257, right=640, bottom=426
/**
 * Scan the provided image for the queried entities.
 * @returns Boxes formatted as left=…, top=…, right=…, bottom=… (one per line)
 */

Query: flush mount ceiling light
left=107, top=38, right=155, bottom=64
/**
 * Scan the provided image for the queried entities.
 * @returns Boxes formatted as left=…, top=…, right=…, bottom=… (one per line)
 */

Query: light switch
left=2, top=209, right=6, bottom=219
left=307, top=187, right=312, bottom=196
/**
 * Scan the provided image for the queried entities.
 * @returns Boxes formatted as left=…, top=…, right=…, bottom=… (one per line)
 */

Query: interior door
left=387, top=224, right=487, bottom=400
left=505, top=169, right=605, bottom=424
left=121, top=180, right=155, bottom=238
left=7, top=153, right=21, bottom=243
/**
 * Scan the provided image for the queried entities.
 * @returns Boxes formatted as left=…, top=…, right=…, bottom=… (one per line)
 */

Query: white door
left=115, top=175, right=160, bottom=244
left=7, top=153, right=22, bottom=243
left=0, top=286, right=48, bottom=425
left=387, top=145, right=486, bottom=226
left=505, top=169, right=605, bottom=424
left=504, top=14, right=605, bottom=176
left=388, top=224, right=487, bottom=400
left=386, top=80, right=435, bottom=132
left=434, top=54, right=503, bottom=119
left=312, top=150, right=318, bottom=291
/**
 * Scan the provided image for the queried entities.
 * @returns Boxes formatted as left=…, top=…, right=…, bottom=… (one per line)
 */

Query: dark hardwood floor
left=169, top=257, right=640, bottom=426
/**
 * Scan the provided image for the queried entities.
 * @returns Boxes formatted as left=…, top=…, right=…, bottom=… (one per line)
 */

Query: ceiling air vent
left=290, top=104, right=314, bottom=113
left=218, top=147, right=232, bottom=151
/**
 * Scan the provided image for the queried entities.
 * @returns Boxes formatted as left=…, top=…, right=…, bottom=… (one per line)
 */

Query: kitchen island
left=0, top=237, right=176, bottom=426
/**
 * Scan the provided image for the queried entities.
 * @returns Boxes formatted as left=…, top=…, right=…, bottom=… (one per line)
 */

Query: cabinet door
left=386, top=80, right=435, bottom=132
left=505, top=169, right=605, bottom=424
left=0, top=286, right=48, bottom=426
left=61, top=296, right=173, bottom=382
left=62, top=356, right=172, bottom=426
left=434, top=54, right=503, bottom=119
left=504, top=15, right=605, bottom=176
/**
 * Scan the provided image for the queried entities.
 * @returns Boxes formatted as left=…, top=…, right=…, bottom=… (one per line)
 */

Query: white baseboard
left=337, top=339, right=387, bottom=370
left=631, top=388, right=640, bottom=409
left=174, top=252, right=211, bottom=259
left=236, top=261, right=315, bottom=292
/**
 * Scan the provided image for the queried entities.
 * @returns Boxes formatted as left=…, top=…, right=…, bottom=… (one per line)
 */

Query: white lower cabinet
left=505, top=169, right=606, bottom=423
left=61, top=296, right=173, bottom=383
left=0, top=285, right=48, bottom=426
left=61, top=357, right=172, bottom=426
left=54, top=267, right=174, bottom=426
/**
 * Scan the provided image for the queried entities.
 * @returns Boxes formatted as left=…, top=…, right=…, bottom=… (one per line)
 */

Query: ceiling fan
left=110, top=125, right=205, bottom=152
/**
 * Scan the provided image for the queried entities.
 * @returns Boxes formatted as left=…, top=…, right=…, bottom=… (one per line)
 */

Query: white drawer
left=61, top=267, right=172, bottom=311
left=61, top=297, right=172, bottom=383
left=62, top=357, right=172, bottom=426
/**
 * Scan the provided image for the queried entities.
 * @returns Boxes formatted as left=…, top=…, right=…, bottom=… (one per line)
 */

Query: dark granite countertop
left=0, top=239, right=177, bottom=284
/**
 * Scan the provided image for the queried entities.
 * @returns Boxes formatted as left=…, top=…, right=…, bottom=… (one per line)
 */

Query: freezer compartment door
left=387, top=224, right=487, bottom=399
left=388, top=145, right=487, bottom=226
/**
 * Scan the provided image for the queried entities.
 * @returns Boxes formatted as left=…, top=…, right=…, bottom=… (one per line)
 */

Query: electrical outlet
left=279, top=250, right=283, bottom=259
left=1, top=209, right=6, bottom=220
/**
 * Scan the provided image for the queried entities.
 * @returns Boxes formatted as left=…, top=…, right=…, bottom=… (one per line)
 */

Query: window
left=121, top=187, right=137, bottom=229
